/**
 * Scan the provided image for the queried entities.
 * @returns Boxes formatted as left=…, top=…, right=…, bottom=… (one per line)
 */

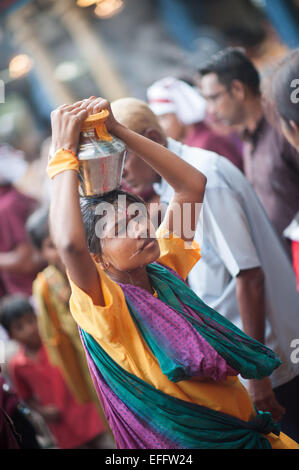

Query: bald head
left=111, top=97, right=166, bottom=138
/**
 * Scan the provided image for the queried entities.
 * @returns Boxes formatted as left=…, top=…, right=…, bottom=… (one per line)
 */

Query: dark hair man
left=197, top=47, right=299, bottom=256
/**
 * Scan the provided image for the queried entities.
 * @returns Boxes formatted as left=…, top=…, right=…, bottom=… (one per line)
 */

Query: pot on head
left=78, top=110, right=126, bottom=196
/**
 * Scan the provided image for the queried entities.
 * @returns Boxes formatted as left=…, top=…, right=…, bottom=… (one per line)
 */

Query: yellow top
left=67, top=224, right=298, bottom=449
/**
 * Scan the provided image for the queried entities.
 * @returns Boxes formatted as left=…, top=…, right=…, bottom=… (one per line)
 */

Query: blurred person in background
left=147, top=77, right=243, bottom=172
left=0, top=373, right=40, bottom=448
left=270, top=49, right=299, bottom=289
left=0, top=366, right=19, bottom=449
left=17, top=137, right=52, bottom=205
left=26, top=206, right=113, bottom=447
left=0, top=295, right=109, bottom=449
left=112, top=97, right=299, bottom=442
left=197, top=47, right=299, bottom=257
left=0, top=145, right=44, bottom=298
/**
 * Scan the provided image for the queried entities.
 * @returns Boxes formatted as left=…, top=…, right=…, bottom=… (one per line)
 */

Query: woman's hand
left=86, top=97, right=121, bottom=134
left=50, top=99, right=90, bottom=156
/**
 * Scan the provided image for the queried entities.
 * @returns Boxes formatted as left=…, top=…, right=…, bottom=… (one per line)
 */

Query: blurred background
left=0, top=0, right=298, bottom=185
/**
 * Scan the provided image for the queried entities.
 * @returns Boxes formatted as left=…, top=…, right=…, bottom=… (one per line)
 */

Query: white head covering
left=147, top=77, right=206, bottom=125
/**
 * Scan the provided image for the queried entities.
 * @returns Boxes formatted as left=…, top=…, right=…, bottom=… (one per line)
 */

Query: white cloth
left=284, top=211, right=299, bottom=242
left=147, top=77, right=206, bottom=125
left=154, top=138, right=299, bottom=389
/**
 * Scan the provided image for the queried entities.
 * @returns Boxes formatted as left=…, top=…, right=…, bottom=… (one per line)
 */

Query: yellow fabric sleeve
left=156, top=224, right=201, bottom=280
left=47, top=148, right=79, bottom=179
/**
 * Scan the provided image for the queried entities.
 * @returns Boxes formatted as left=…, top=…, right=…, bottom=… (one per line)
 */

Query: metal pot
left=77, top=110, right=126, bottom=196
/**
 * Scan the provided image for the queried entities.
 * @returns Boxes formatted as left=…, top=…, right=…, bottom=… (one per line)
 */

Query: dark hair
left=26, top=206, right=49, bottom=250
left=80, top=188, right=145, bottom=255
left=0, top=295, right=34, bottom=333
left=198, top=47, right=260, bottom=95
left=272, top=49, right=299, bottom=126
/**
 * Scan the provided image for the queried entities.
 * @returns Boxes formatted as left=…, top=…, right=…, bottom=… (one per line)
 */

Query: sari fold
left=80, top=328, right=280, bottom=449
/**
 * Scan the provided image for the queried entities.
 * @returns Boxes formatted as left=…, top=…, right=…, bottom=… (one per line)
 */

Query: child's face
left=10, top=312, right=41, bottom=349
left=97, top=203, right=160, bottom=272
left=42, top=236, right=65, bottom=272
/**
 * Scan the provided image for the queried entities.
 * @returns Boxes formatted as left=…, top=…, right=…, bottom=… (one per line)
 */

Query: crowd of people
left=0, top=46, right=298, bottom=450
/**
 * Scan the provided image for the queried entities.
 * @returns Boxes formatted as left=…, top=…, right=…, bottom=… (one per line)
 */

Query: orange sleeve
left=156, top=224, right=201, bottom=281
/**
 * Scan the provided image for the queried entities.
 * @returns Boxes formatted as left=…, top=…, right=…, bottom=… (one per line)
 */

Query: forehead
left=101, top=200, right=148, bottom=234
left=200, top=73, right=224, bottom=95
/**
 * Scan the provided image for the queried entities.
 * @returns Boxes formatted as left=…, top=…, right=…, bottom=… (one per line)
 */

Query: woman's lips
left=141, top=239, right=156, bottom=250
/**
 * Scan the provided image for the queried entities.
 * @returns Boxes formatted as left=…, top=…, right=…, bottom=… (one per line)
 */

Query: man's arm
left=236, top=266, right=285, bottom=421
left=236, top=267, right=265, bottom=343
left=206, top=187, right=285, bottom=420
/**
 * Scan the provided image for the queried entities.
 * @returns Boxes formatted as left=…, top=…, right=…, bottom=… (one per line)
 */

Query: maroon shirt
left=184, top=121, right=244, bottom=172
left=243, top=117, right=299, bottom=245
left=0, top=186, right=38, bottom=297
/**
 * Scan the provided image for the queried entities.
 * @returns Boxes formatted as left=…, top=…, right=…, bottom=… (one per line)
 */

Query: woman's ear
left=91, top=252, right=110, bottom=271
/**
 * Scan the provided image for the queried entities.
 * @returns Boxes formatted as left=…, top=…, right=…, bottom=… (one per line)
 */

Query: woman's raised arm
left=49, top=99, right=105, bottom=305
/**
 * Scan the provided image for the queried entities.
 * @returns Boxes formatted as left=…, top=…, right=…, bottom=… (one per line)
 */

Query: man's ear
left=230, top=79, right=246, bottom=101
left=143, top=128, right=166, bottom=146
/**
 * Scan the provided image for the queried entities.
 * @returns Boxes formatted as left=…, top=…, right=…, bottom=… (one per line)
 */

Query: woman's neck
left=107, top=266, right=153, bottom=293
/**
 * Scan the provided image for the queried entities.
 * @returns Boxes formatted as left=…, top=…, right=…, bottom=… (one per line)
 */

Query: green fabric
left=142, top=262, right=282, bottom=380
left=81, top=328, right=280, bottom=449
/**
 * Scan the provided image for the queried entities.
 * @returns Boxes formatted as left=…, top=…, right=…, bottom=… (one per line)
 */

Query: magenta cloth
left=184, top=121, right=244, bottom=172
left=80, top=329, right=178, bottom=449
left=0, top=186, right=38, bottom=297
left=120, top=279, right=238, bottom=382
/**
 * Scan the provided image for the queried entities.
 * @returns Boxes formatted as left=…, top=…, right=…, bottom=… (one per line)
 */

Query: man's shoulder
left=167, top=137, right=229, bottom=187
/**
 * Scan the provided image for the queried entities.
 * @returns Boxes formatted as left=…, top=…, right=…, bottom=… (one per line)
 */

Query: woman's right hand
left=50, top=99, right=92, bottom=157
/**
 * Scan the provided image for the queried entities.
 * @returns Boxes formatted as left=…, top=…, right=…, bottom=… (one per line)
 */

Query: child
left=47, top=96, right=298, bottom=449
left=0, top=295, right=108, bottom=449
left=26, top=206, right=112, bottom=439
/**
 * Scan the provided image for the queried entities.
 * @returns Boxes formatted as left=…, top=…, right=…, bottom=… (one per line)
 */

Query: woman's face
left=96, top=202, right=160, bottom=273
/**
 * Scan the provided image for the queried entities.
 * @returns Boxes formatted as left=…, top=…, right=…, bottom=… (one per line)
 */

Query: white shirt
left=154, top=138, right=299, bottom=388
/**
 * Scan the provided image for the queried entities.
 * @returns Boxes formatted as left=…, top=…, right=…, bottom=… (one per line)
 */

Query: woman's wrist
left=47, top=148, right=79, bottom=179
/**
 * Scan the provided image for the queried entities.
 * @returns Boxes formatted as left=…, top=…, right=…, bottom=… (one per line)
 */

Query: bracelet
left=47, top=148, right=79, bottom=179
left=61, top=148, right=77, bottom=157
